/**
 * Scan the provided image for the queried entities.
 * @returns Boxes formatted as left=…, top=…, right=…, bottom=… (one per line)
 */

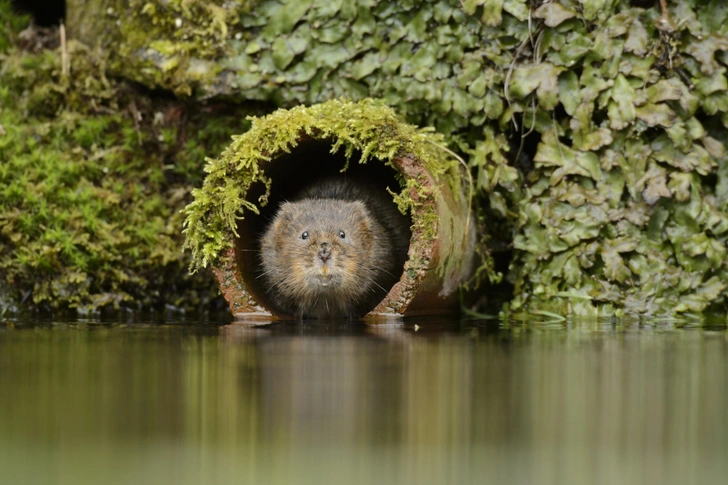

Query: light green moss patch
left=72, top=0, right=258, bottom=96
left=0, top=28, right=263, bottom=313
left=0, top=1, right=29, bottom=54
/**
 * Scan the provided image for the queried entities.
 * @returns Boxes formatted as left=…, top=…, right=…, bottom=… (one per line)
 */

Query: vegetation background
left=2, top=0, right=728, bottom=320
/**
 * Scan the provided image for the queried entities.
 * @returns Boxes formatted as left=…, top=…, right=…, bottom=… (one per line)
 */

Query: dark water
left=0, top=317, right=726, bottom=485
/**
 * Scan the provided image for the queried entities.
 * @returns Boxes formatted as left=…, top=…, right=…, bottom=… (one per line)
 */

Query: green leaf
left=264, top=0, right=313, bottom=37
left=271, top=37, right=296, bottom=69
left=685, top=34, right=728, bottom=75
left=668, top=172, right=693, bottom=202
left=558, top=71, right=580, bottom=115
left=533, top=2, right=576, bottom=27
left=694, top=69, right=728, bottom=96
left=601, top=244, right=633, bottom=283
left=348, top=52, right=381, bottom=80
left=624, top=18, right=648, bottom=55
left=636, top=162, right=671, bottom=205
left=503, top=0, right=528, bottom=21
left=481, top=0, right=504, bottom=27
left=401, top=41, right=438, bottom=79
left=646, top=79, right=683, bottom=104
left=635, top=103, right=676, bottom=128
left=461, top=0, right=480, bottom=15
left=509, top=62, right=564, bottom=109
left=607, top=74, right=636, bottom=130
left=581, top=0, right=609, bottom=22
left=533, top=128, right=602, bottom=185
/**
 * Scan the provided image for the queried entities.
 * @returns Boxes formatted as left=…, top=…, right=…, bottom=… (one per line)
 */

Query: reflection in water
left=0, top=320, right=726, bottom=484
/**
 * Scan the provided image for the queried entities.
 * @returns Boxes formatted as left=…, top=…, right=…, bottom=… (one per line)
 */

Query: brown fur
left=259, top=178, right=410, bottom=319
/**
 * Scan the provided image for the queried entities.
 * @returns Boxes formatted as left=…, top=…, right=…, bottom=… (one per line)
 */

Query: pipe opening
left=235, top=139, right=413, bottom=317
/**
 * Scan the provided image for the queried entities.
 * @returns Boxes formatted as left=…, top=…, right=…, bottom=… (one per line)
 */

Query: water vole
left=259, top=177, right=411, bottom=319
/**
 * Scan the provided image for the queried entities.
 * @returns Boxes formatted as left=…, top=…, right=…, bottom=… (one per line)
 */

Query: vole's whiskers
left=371, top=265, right=397, bottom=278
left=360, top=274, right=388, bottom=294
left=256, top=269, right=274, bottom=279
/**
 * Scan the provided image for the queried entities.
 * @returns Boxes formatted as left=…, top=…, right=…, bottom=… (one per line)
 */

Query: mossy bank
left=6, top=0, right=728, bottom=318
left=0, top=5, right=270, bottom=313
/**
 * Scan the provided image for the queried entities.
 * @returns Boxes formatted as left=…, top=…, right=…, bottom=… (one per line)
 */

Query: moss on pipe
left=182, top=98, right=468, bottom=271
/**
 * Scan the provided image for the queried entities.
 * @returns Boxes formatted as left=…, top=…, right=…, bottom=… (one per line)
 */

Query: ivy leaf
left=271, top=37, right=296, bottom=69
left=636, top=162, right=672, bottom=205
left=509, top=62, right=564, bottom=109
left=581, top=0, right=609, bottom=22
left=503, top=0, right=529, bottom=22
left=607, top=74, right=636, bottom=129
left=624, top=18, right=648, bottom=55
left=476, top=0, right=501, bottom=26
left=694, top=69, right=728, bottom=98
left=533, top=2, right=576, bottom=27
left=264, top=0, right=313, bottom=37
left=685, top=34, right=728, bottom=75
left=635, top=103, right=676, bottom=128
left=668, top=172, right=693, bottom=202
left=558, top=71, right=580, bottom=115
left=533, top=128, right=601, bottom=185
left=601, top=246, right=632, bottom=283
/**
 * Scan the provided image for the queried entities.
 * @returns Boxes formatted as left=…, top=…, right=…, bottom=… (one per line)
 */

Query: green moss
left=182, top=98, right=459, bottom=273
left=0, top=34, right=263, bottom=313
left=0, top=1, right=29, bottom=54
left=69, top=0, right=259, bottom=96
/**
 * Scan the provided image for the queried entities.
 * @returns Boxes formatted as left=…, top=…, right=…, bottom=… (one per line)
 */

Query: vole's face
left=269, top=199, right=374, bottom=298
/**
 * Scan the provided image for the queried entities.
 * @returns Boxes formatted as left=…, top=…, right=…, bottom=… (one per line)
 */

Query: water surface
left=0, top=317, right=726, bottom=485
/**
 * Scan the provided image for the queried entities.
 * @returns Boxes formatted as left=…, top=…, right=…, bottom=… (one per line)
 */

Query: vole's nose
left=318, top=243, right=331, bottom=263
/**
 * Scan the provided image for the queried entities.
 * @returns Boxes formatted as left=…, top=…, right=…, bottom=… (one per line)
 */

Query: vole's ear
left=349, top=201, right=368, bottom=218
left=263, top=202, right=295, bottom=241
left=275, top=202, right=295, bottom=224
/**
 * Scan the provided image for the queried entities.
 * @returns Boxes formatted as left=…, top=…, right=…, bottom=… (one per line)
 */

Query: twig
left=60, top=21, right=69, bottom=79
left=656, top=0, right=674, bottom=33
left=659, top=0, right=669, bottom=20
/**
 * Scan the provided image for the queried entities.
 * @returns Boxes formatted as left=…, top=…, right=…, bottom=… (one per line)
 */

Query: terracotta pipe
left=190, top=100, right=476, bottom=321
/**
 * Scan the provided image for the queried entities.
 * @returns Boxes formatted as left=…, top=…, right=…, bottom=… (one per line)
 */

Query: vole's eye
left=339, top=230, right=346, bottom=239
left=301, top=231, right=309, bottom=240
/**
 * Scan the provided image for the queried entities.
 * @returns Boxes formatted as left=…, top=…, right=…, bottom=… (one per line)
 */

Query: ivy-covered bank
left=6, top=0, right=728, bottom=318
left=0, top=5, right=266, bottom=313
